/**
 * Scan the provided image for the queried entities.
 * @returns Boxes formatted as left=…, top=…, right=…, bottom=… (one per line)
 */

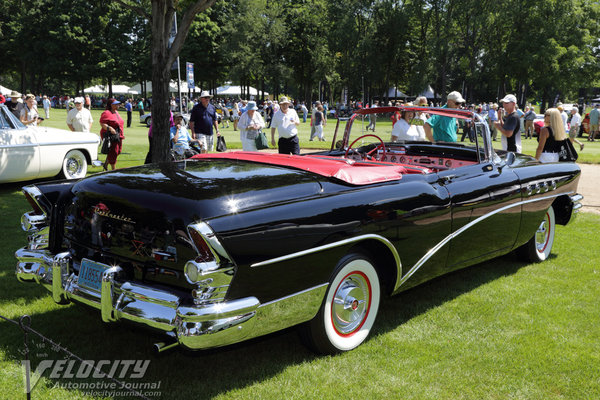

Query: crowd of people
left=2, top=87, right=599, bottom=166
left=378, top=91, right=598, bottom=163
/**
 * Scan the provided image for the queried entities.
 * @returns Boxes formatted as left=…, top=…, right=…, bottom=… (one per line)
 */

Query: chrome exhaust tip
left=153, top=340, right=179, bottom=354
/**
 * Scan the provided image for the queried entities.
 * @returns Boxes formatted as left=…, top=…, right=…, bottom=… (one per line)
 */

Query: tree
left=115, top=0, right=217, bottom=162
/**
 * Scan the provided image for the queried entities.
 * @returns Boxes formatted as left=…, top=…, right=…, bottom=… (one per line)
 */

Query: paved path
left=578, top=163, right=600, bottom=214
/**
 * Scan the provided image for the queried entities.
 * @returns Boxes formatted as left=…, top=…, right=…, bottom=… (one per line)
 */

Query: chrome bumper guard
left=15, top=248, right=259, bottom=350
left=571, top=193, right=583, bottom=213
left=569, top=193, right=584, bottom=224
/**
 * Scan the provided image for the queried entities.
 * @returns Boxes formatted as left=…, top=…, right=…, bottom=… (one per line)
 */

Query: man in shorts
left=189, top=90, right=220, bottom=153
left=568, top=107, right=584, bottom=151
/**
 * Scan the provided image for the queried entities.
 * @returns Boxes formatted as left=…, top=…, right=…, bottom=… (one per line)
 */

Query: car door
left=437, top=159, right=522, bottom=270
left=0, top=106, right=41, bottom=182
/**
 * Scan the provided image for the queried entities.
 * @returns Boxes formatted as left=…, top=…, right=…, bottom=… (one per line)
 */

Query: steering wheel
left=345, top=134, right=387, bottom=161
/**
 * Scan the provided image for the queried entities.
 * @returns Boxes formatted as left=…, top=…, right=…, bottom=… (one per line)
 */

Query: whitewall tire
left=519, top=206, right=556, bottom=262
left=60, top=150, right=88, bottom=180
left=302, top=252, right=381, bottom=354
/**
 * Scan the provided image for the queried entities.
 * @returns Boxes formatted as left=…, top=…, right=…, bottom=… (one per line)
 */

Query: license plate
left=78, top=259, right=109, bottom=291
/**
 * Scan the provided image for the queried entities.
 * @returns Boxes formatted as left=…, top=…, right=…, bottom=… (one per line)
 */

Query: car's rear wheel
left=145, top=117, right=152, bottom=127
left=300, top=252, right=380, bottom=354
left=59, top=150, right=87, bottom=180
left=518, top=206, right=556, bottom=262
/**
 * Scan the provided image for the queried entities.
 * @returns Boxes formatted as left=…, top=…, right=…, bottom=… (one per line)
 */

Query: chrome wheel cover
left=64, top=152, right=86, bottom=178
left=535, top=214, right=550, bottom=252
left=331, top=272, right=371, bottom=336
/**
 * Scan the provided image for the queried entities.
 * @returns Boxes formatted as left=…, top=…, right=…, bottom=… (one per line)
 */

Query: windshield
left=332, top=107, right=497, bottom=165
left=0, top=105, right=26, bottom=130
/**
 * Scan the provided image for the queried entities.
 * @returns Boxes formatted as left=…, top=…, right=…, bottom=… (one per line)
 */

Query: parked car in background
left=0, top=104, right=100, bottom=183
left=535, top=110, right=591, bottom=137
left=533, top=113, right=545, bottom=136
left=140, top=112, right=190, bottom=127
left=15, top=106, right=582, bottom=355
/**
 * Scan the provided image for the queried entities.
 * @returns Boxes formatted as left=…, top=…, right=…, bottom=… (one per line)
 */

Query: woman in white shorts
left=535, top=108, right=565, bottom=163
left=233, top=102, right=240, bottom=131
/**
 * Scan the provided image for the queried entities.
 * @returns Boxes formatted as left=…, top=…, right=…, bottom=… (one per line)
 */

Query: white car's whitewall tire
left=60, top=150, right=88, bottom=180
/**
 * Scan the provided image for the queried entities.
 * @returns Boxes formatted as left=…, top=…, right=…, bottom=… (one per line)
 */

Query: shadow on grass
left=1, top=251, right=532, bottom=400
left=375, top=253, right=528, bottom=334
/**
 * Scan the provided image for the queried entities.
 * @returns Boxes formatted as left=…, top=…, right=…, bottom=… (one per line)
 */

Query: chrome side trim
left=0, top=143, right=38, bottom=150
left=251, top=234, right=402, bottom=292
left=249, top=284, right=329, bottom=340
left=398, top=191, right=574, bottom=288
left=37, top=140, right=99, bottom=146
left=259, top=283, right=329, bottom=308
left=0, top=140, right=98, bottom=149
left=251, top=233, right=401, bottom=268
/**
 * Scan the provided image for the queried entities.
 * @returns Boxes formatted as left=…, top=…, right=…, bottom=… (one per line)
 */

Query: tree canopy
left=1, top=0, right=599, bottom=107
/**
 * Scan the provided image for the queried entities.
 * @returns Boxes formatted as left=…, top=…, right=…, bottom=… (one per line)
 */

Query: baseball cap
left=500, top=94, right=517, bottom=103
left=447, top=91, right=465, bottom=103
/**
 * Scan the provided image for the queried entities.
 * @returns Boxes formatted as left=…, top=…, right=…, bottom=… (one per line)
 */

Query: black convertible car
left=15, top=106, right=582, bottom=354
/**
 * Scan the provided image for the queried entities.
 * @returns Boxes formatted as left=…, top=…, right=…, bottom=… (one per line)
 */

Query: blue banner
left=186, top=62, right=195, bottom=90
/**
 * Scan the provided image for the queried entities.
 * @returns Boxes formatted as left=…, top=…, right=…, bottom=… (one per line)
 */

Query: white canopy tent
left=0, top=85, right=19, bottom=96
left=216, top=85, right=268, bottom=97
left=83, top=85, right=104, bottom=94
left=385, top=87, right=407, bottom=98
left=417, top=85, right=441, bottom=100
left=129, top=80, right=202, bottom=94
left=84, top=84, right=134, bottom=94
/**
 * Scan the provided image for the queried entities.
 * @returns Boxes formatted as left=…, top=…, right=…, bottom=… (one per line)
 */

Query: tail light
left=188, top=228, right=215, bottom=263
left=184, top=222, right=234, bottom=304
left=21, top=186, right=50, bottom=250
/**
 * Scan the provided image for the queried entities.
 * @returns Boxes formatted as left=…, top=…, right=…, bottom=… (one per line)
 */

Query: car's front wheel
left=59, top=150, right=88, bottom=180
left=145, top=117, right=152, bottom=127
left=301, top=252, right=381, bottom=354
left=518, top=205, right=556, bottom=262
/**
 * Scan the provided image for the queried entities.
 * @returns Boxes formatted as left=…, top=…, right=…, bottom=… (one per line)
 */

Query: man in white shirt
left=42, top=95, right=51, bottom=119
left=66, top=97, right=93, bottom=132
left=270, top=97, right=300, bottom=154
left=558, top=105, right=568, bottom=126
left=568, top=107, right=584, bottom=151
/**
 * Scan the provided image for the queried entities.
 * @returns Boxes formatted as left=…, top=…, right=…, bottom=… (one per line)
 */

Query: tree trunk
left=150, top=0, right=172, bottom=163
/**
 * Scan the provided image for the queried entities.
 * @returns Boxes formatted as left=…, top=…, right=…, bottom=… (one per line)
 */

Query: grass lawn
left=1, top=107, right=599, bottom=399
left=1, top=187, right=599, bottom=399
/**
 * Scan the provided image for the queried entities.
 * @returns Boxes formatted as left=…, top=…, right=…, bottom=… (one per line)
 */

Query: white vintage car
left=0, top=104, right=100, bottom=183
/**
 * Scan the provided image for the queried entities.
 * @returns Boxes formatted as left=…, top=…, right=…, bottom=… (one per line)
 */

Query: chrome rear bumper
left=15, top=248, right=259, bottom=350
